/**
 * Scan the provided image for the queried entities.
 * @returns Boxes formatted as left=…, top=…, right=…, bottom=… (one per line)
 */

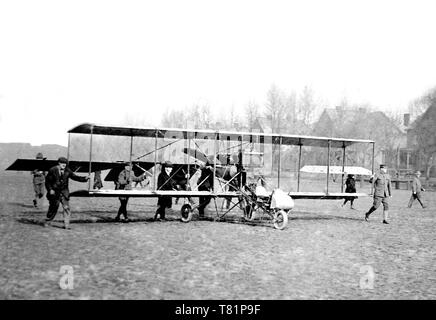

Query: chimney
left=404, top=113, right=410, bottom=127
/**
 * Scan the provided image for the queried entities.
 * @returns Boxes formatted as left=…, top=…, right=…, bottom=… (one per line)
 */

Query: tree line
left=161, top=84, right=319, bottom=134
left=160, top=84, right=436, bottom=178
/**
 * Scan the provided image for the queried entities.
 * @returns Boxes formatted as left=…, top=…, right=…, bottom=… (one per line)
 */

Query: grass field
left=0, top=172, right=435, bottom=299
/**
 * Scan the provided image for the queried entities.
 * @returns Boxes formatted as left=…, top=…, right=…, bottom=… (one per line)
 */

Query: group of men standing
left=111, top=159, right=214, bottom=222
left=31, top=153, right=428, bottom=229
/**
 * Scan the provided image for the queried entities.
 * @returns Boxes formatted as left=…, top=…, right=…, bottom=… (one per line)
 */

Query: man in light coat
left=365, top=164, right=392, bottom=224
left=115, top=162, right=146, bottom=222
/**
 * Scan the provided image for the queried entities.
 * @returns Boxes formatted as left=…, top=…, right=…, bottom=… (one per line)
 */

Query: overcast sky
left=1, top=0, right=436, bottom=146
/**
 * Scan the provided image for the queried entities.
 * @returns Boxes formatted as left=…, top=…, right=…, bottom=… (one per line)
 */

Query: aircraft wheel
left=244, top=205, right=256, bottom=221
left=180, top=204, right=193, bottom=223
left=273, top=209, right=288, bottom=230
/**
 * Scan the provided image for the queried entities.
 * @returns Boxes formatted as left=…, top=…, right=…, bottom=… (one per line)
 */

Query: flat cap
left=58, top=156, right=68, bottom=164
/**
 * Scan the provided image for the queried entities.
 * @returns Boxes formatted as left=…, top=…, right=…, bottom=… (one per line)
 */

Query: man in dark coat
left=45, top=157, right=89, bottom=229
left=342, top=174, right=357, bottom=209
left=197, top=161, right=214, bottom=218
left=155, top=161, right=179, bottom=220
left=364, top=164, right=392, bottom=224
left=408, top=171, right=427, bottom=208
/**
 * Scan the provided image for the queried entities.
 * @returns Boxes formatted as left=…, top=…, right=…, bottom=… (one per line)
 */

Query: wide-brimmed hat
left=379, top=164, right=386, bottom=168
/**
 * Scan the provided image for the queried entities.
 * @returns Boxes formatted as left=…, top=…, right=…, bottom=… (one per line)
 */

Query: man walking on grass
left=364, top=164, right=392, bottom=224
left=45, top=157, right=89, bottom=229
left=408, top=171, right=427, bottom=209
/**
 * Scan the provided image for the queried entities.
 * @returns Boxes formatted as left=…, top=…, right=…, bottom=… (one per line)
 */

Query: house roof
left=408, top=103, right=436, bottom=131
left=319, top=107, right=406, bottom=135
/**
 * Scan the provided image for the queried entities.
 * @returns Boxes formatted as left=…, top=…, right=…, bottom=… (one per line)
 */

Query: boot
left=382, top=210, right=389, bottom=224
left=198, top=209, right=205, bottom=218
left=154, top=209, right=161, bottom=221
left=365, top=206, right=376, bottom=221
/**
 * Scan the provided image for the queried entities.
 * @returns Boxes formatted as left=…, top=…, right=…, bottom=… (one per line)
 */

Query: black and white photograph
left=0, top=0, right=435, bottom=308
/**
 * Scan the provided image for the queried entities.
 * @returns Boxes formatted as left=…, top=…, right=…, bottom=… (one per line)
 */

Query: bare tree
left=264, top=84, right=286, bottom=133
left=297, top=85, right=317, bottom=125
left=244, top=100, right=260, bottom=131
left=161, top=108, right=187, bottom=128
left=284, top=91, right=297, bottom=126
left=199, top=104, right=213, bottom=129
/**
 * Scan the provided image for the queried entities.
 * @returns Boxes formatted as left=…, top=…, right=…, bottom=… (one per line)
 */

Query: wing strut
left=88, top=125, right=94, bottom=191
left=297, top=140, right=302, bottom=192
left=371, top=142, right=375, bottom=195
left=153, top=129, right=158, bottom=191
left=341, top=143, right=346, bottom=193
left=213, top=131, right=218, bottom=193
left=277, top=136, right=282, bottom=188
left=326, top=140, right=331, bottom=194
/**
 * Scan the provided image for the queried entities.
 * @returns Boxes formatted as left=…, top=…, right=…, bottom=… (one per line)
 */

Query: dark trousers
left=116, top=197, right=129, bottom=219
left=198, top=196, right=211, bottom=216
left=47, top=196, right=71, bottom=227
left=155, top=205, right=166, bottom=219
left=156, top=196, right=172, bottom=219
left=408, top=193, right=425, bottom=208
left=343, top=198, right=355, bottom=207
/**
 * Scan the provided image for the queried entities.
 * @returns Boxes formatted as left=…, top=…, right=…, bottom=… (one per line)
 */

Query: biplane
left=6, top=123, right=376, bottom=230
